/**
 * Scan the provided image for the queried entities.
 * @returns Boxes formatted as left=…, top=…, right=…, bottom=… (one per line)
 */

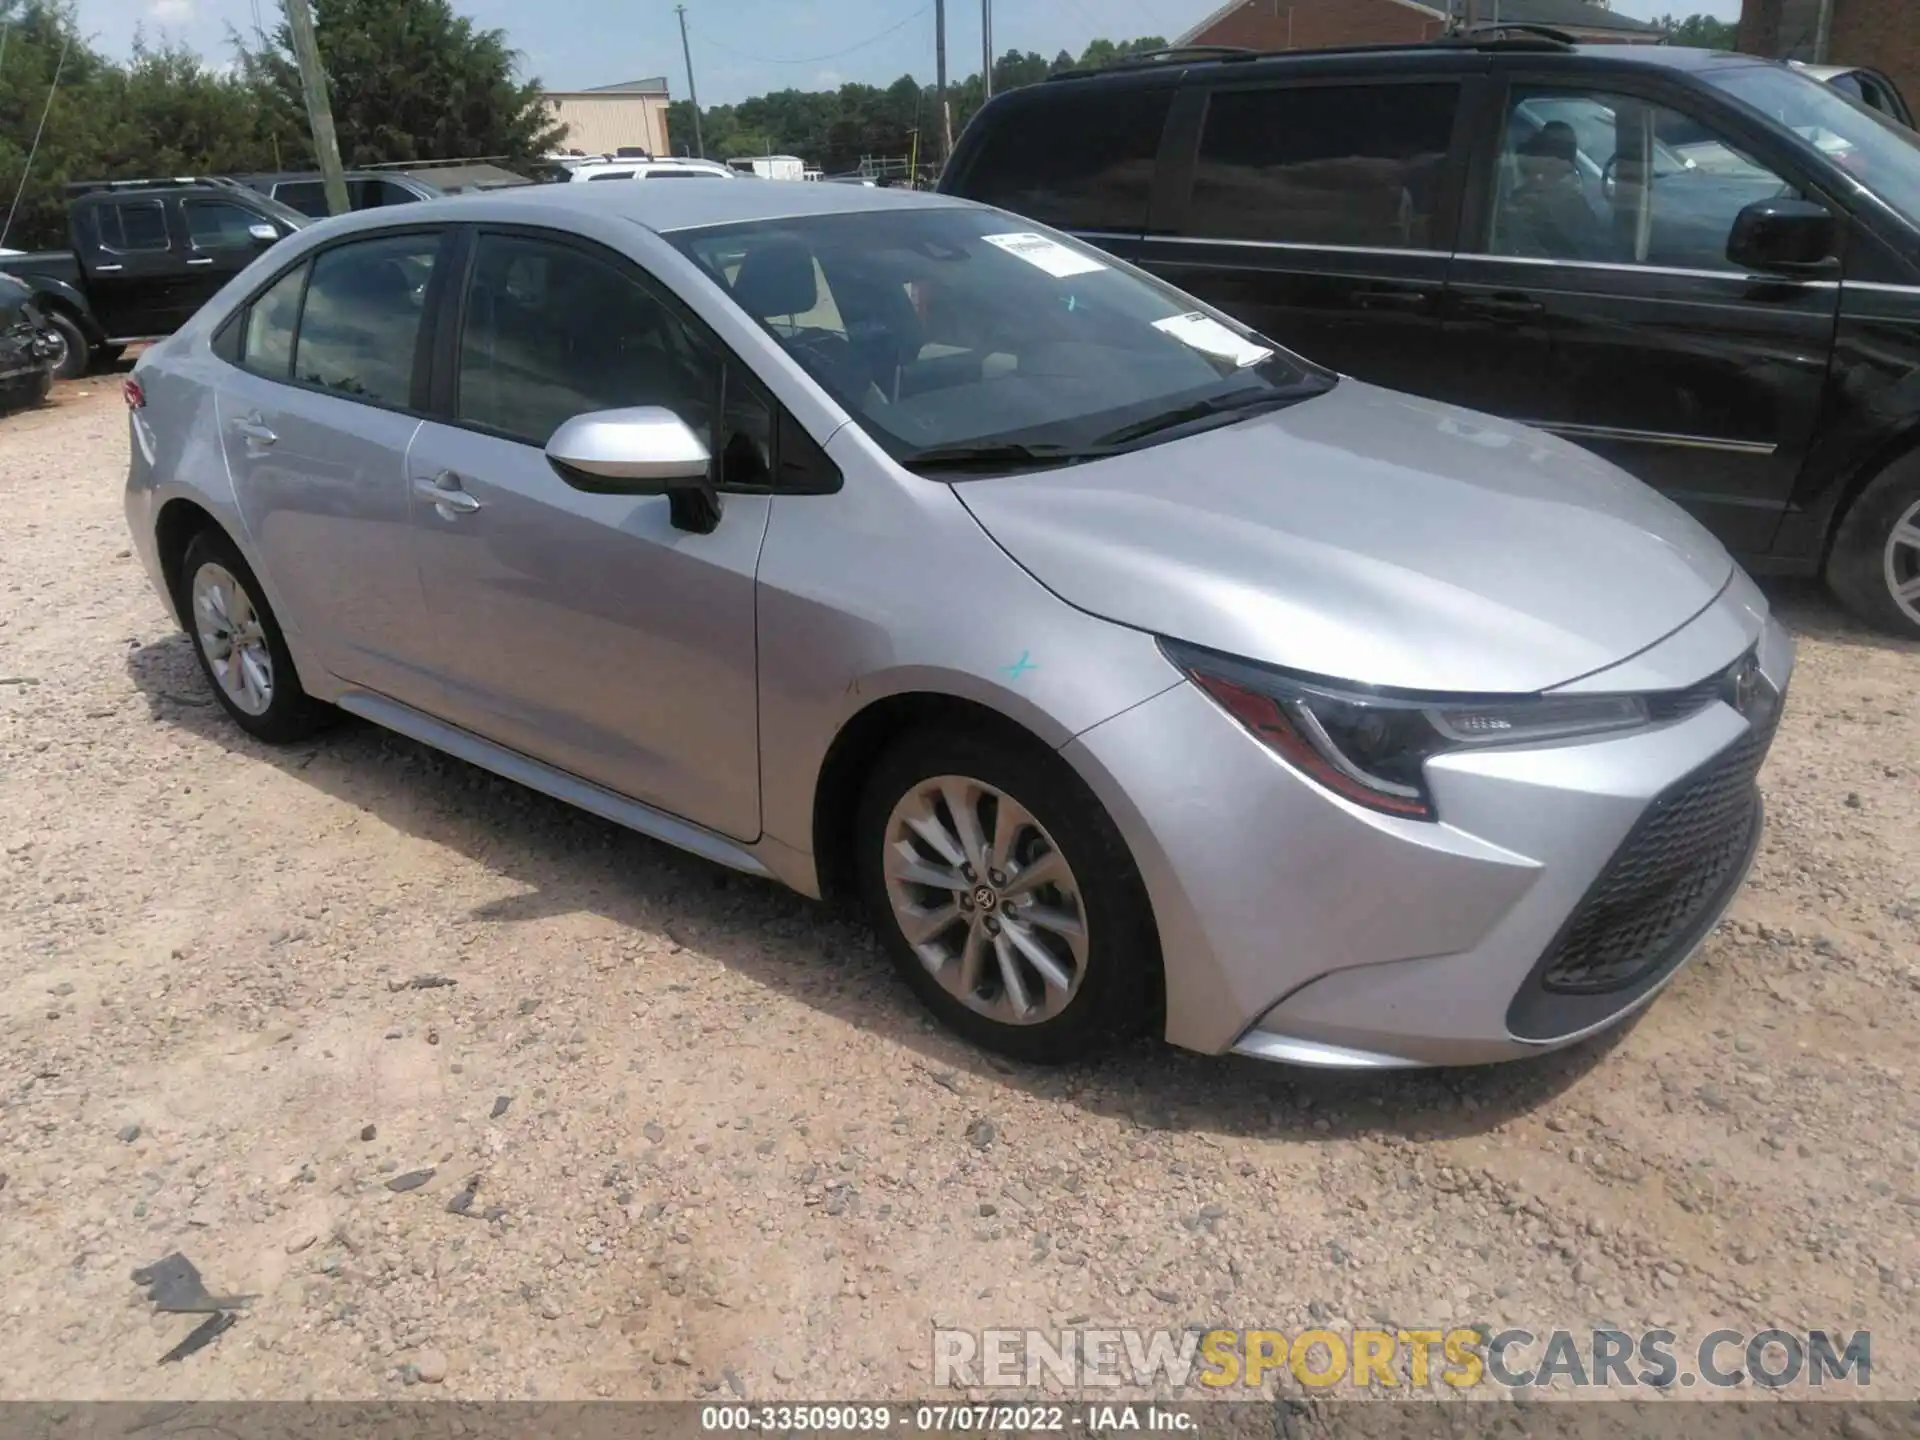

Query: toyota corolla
left=122, top=182, right=1792, bottom=1068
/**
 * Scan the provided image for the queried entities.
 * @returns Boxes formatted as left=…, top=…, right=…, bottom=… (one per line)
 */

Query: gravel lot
left=1, top=380, right=1917, bottom=1405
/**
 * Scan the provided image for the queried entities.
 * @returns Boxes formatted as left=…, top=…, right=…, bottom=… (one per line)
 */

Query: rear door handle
left=93, top=264, right=123, bottom=273
left=186, top=257, right=214, bottom=267
left=230, top=416, right=276, bottom=446
left=413, top=471, right=482, bottom=515
left=1459, top=293, right=1546, bottom=319
left=1350, top=289, right=1432, bottom=313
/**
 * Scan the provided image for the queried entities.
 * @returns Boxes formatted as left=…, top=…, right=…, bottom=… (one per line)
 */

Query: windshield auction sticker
left=1152, top=311, right=1275, bottom=368
left=981, top=231, right=1108, bottom=278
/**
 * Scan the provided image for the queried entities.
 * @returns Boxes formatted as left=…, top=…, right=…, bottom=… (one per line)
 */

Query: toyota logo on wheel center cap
left=972, top=885, right=998, bottom=912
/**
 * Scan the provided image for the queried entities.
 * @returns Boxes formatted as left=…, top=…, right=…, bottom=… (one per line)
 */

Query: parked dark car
left=0, top=272, right=59, bottom=410
left=1794, top=61, right=1913, bottom=128
left=941, top=39, right=1920, bottom=637
left=229, top=170, right=442, bottom=217
left=0, top=178, right=306, bottom=378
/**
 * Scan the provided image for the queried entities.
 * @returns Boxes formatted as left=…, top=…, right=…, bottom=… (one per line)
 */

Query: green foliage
left=664, top=35, right=1170, bottom=176
left=233, top=0, right=563, bottom=168
left=1652, top=14, right=1739, bottom=49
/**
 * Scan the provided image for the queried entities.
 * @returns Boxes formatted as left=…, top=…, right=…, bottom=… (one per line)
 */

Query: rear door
left=78, top=197, right=184, bottom=337
left=1141, top=71, right=1474, bottom=395
left=1441, top=72, right=1841, bottom=555
left=216, top=227, right=452, bottom=708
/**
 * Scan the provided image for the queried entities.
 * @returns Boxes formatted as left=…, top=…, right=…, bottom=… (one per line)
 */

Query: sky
left=86, top=0, right=1744, bottom=107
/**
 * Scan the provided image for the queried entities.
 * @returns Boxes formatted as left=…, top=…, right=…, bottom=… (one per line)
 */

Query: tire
left=855, top=725, right=1161, bottom=1065
left=174, top=529, right=331, bottom=743
left=1825, top=448, right=1920, bottom=638
left=42, top=309, right=89, bottom=381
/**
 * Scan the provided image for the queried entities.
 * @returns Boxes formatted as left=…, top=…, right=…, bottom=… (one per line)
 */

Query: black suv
left=941, top=36, right=1920, bottom=638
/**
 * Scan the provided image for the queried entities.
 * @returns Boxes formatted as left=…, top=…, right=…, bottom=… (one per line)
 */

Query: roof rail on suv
left=1043, top=28, right=1577, bottom=81
left=1438, top=22, right=1581, bottom=48
left=65, top=176, right=252, bottom=196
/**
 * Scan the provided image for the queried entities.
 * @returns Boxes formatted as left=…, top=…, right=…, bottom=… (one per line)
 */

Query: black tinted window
left=292, top=233, right=438, bottom=405
left=957, top=86, right=1172, bottom=232
left=185, top=200, right=264, bottom=249
left=99, top=200, right=170, bottom=252
left=457, top=233, right=718, bottom=447
left=273, top=181, right=328, bottom=217
left=1189, top=83, right=1459, bottom=248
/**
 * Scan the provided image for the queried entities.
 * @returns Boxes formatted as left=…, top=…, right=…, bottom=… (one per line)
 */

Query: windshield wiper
left=1094, top=385, right=1323, bottom=448
left=905, top=441, right=1112, bottom=473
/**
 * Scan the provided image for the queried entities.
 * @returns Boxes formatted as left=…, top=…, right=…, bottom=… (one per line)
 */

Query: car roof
left=381, top=177, right=969, bottom=235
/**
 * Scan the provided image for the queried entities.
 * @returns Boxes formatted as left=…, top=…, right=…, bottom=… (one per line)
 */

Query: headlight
left=1161, top=639, right=1649, bottom=822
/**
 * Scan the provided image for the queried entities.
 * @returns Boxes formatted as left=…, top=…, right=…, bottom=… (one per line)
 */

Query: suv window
left=956, top=86, right=1172, bottom=233
left=292, top=233, right=438, bottom=405
left=185, top=200, right=265, bottom=249
left=98, top=200, right=171, bottom=252
left=1488, top=88, right=1799, bottom=271
left=273, top=181, right=328, bottom=217
left=456, top=233, right=720, bottom=448
left=1189, top=83, right=1460, bottom=249
left=241, top=264, right=306, bottom=379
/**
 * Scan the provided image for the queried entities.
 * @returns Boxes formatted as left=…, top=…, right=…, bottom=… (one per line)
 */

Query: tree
left=1654, top=13, right=1738, bottom=49
left=235, top=0, right=563, bottom=169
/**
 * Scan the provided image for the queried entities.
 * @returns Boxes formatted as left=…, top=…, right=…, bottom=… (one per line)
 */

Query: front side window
left=99, top=200, right=170, bottom=252
left=956, top=86, right=1172, bottom=233
left=671, top=207, right=1333, bottom=469
left=292, top=233, right=438, bottom=406
left=241, top=264, right=306, bottom=379
left=1487, top=88, right=1798, bottom=271
left=1188, top=83, right=1460, bottom=249
left=1704, top=61, right=1920, bottom=229
left=185, top=200, right=266, bottom=249
left=456, top=233, right=719, bottom=448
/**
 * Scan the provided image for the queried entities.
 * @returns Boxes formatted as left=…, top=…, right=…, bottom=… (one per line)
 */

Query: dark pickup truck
left=0, top=177, right=307, bottom=378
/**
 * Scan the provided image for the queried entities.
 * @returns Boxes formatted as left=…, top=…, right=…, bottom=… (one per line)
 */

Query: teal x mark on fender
left=1001, top=651, right=1038, bottom=679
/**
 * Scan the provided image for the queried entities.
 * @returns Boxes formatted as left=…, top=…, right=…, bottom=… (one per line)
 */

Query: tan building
left=545, top=78, right=673, bottom=158
left=1739, top=0, right=1918, bottom=113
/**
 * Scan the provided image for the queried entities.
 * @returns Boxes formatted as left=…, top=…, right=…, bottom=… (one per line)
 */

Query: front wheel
left=41, top=309, right=89, bottom=381
left=855, top=726, right=1161, bottom=1064
left=1826, top=450, right=1920, bottom=638
left=176, top=529, right=332, bottom=743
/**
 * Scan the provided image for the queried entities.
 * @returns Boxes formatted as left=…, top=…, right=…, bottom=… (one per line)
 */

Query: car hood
left=954, top=381, right=1735, bottom=694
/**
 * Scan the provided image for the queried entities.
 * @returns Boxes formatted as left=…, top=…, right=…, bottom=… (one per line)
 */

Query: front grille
left=1645, top=656, right=1742, bottom=723
left=1539, top=715, right=1774, bottom=994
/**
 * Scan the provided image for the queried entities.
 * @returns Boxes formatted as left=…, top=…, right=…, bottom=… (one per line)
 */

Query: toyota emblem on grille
left=1728, top=657, right=1761, bottom=718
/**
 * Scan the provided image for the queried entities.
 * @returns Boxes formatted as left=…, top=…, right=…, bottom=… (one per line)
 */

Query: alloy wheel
left=882, top=774, right=1088, bottom=1026
left=191, top=562, right=275, bottom=716
left=1887, top=496, right=1920, bottom=628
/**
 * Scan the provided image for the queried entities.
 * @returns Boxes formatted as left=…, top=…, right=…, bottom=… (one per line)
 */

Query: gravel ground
left=1, top=381, right=1917, bottom=1405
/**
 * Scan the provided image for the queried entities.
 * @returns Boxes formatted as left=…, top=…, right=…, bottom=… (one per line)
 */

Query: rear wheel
left=1826, top=450, right=1920, bottom=638
left=855, top=726, right=1161, bottom=1064
left=175, top=529, right=331, bottom=743
left=41, top=309, right=89, bottom=380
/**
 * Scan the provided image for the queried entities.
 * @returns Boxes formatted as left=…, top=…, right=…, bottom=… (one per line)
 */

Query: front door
left=178, top=197, right=276, bottom=316
left=1141, top=78, right=1468, bottom=396
left=217, top=230, right=450, bottom=708
left=406, top=229, right=770, bottom=842
left=1441, top=82, right=1840, bottom=556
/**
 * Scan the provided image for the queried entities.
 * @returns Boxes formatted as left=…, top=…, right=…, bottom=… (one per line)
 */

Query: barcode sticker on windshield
left=982, top=232, right=1107, bottom=278
left=1152, top=312, right=1274, bottom=368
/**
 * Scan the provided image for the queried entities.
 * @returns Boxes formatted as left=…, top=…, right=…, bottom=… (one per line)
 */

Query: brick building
left=1176, top=0, right=1663, bottom=51
left=1738, top=0, right=1918, bottom=110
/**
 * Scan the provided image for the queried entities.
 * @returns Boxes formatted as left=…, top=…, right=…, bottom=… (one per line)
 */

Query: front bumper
left=1062, top=573, right=1793, bottom=1068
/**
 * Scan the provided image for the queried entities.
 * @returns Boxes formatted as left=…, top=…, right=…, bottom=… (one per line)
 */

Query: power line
left=694, top=4, right=933, bottom=66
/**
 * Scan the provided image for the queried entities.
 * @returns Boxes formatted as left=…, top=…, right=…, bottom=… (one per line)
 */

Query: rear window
left=1188, top=82, right=1461, bottom=249
left=953, top=85, right=1172, bottom=233
left=97, top=200, right=170, bottom=252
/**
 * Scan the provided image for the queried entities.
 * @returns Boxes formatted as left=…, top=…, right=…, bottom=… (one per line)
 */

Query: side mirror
left=247, top=223, right=279, bottom=245
left=1727, top=198, right=1838, bottom=275
left=545, top=406, right=721, bottom=533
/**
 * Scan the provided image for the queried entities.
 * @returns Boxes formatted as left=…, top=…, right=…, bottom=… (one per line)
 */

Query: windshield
left=1704, top=61, right=1920, bottom=228
left=669, top=206, right=1332, bottom=470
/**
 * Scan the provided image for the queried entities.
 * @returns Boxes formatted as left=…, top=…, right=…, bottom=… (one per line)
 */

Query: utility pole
left=934, top=0, right=950, bottom=159
left=676, top=4, right=704, bottom=158
left=1459, top=0, right=1479, bottom=31
left=981, top=0, right=993, bottom=101
left=283, top=0, right=350, bottom=217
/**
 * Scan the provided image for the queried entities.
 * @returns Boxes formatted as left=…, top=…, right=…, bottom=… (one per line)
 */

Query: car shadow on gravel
left=128, top=633, right=1624, bottom=1147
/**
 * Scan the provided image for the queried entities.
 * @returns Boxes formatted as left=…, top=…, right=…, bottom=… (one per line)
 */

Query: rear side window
left=956, top=86, right=1172, bottom=233
left=273, top=181, right=328, bottom=217
left=1188, top=83, right=1461, bottom=249
left=293, top=233, right=439, bottom=406
left=98, top=200, right=171, bottom=252
left=242, top=264, right=306, bottom=379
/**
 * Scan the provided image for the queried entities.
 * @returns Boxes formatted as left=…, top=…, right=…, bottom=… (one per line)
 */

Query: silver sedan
left=122, top=181, right=1791, bottom=1068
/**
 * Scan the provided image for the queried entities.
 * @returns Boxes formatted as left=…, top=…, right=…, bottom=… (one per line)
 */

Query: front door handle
left=93, top=263, right=124, bottom=273
left=414, top=471, right=482, bottom=516
left=186, top=257, right=215, bottom=267
left=1459, top=293, right=1546, bottom=320
left=230, top=416, right=276, bottom=446
left=1350, top=288, right=1432, bottom=313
